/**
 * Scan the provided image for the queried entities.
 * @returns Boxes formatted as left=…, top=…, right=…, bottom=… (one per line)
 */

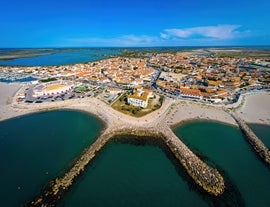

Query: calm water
left=0, top=48, right=121, bottom=66
left=0, top=110, right=103, bottom=206
left=60, top=137, right=208, bottom=207
left=174, top=121, right=270, bottom=207
left=0, top=77, right=36, bottom=83
left=249, top=124, right=270, bottom=148
left=1, top=111, right=269, bottom=207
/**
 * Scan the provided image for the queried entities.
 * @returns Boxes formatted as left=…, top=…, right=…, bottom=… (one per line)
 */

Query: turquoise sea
left=249, top=124, right=270, bottom=148
left=174, top=122, right=270, bottom=207
left=0, top=110, right=103, bottom=206
left=0, top=111, right=269, bottom=206
left=60, top=121, right=270, bottom=207
left=60, top=137, right=209, bottom=207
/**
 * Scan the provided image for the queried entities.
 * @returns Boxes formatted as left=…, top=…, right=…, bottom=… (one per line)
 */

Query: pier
left=231, top=113, right=270, bottom=165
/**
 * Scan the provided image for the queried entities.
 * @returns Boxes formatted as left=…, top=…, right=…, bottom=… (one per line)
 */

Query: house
left=180, top=88, right=202, bottom=99
left=127, top=88, right=153, bottom=108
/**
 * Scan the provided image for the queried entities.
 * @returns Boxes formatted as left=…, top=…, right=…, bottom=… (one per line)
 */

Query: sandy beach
left=0, top=82, right=26, bottom=121
left=0, top=82, right=22, bottom=105
left=237, top=93, right=270, bottom=125
left=0, top=82, right=269, bottom=128
left=166, top=101, right=237, bottom=127
left=1, top=82, right=269, bottom=204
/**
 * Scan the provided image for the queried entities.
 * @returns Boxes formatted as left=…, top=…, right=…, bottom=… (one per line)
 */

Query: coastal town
left=0, top=50, right=270, bottom=206
left=1, top=51, right=270, bottom=109
left=1, top=0, right=270, bottom=205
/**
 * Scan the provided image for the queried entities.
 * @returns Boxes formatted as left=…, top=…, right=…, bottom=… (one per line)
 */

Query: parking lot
left=23, top=85, right=103, bottom=103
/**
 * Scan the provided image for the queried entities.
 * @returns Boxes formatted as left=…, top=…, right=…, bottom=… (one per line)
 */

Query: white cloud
left=66, top=35, right=159, bottom=47
left=160, top=33, right=169, bottom=39
left=163, top=25, right=242, bottom=40
left=64, top=25, right=248, bottom=47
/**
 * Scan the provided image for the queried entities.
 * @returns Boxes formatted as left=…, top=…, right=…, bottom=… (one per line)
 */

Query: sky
left=0, top=0, right=270, bottom=47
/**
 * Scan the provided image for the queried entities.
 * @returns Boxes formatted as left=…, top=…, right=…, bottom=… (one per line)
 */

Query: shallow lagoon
left=0, top=48, right=121, bottom=66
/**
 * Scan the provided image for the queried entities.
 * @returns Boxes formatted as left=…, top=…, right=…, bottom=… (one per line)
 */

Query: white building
left=33, top=80, right=73, bottom=97
left=127, top=88, right=153, bottom=108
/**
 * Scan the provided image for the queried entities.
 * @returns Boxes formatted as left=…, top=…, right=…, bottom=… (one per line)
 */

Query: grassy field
left=212, top=49, right=270, bottom=58
left=111, top=93, right=164, bottom=117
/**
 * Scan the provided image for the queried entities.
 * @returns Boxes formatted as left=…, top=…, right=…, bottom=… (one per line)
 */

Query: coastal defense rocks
left=231, top=113, right=270, bottom=166
left=158, top=126, right=225, bottom=196
left=27, top=130, right=114, bottom=207
left=26, top=126, right=225, bottom=206
left=117, top=127, right=225, bottom=196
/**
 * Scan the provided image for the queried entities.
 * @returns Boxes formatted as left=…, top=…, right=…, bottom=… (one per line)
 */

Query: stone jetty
left=159, top=125, right=225, bottom=196
left=231, top=113, right=270, bottom=165
left=27, top=129, right=113, bottom=207
left=27, top=123, right=225, bottom=206
left=14, top=96, right=230, bottom=206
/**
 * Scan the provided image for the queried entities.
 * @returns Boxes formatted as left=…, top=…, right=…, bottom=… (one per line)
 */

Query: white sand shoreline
left=165, top=100, right=238, bottom=127
left=0, top=82, right=269, bottom=128
left=236, top=93, right=270, bottom=125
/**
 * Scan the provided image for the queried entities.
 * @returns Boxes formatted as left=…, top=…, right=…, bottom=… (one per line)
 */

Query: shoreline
left=170, top=118, right=239, bottom=131
left=1, top=82, right=269, bottom=127
left=1, top=82, right=269, bottom=206
left=236, top=93, right=270, bottom=126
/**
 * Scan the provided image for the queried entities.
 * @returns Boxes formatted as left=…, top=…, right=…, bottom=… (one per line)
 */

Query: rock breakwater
left=231, top=113, right=270, bottom=166
left=26, top=125, right=225, bottom=206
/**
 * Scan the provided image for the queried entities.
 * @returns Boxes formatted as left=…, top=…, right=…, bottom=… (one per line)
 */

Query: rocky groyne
left=26, top=125, right=225, bottom=206
left=231, top=113, right=270, bottom=165
left=27, top=129, right=113, bottom=207
left=160, top=126, right=225, bottom=196
left=95, top=126, right=225, bottom=196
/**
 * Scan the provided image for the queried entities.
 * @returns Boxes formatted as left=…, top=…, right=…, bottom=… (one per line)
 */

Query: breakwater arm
left=26, top=126, right=225, bottom=206
left=103, top=127, right=225, bottom=196
left=27, top=129, right=114, bottom=207
left=158, top=125, right=225, bottom=196
left=231, top=113, right=270, bottom=165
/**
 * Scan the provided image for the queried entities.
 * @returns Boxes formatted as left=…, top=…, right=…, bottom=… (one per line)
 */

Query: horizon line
left=1, top=45, right=270, bottom=49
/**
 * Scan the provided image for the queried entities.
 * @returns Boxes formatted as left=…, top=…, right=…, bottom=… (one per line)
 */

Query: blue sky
left=0, top=0, right=269, bottom=47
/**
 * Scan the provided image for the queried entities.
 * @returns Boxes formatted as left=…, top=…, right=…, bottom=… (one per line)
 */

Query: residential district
left=1, top=52, right=270, bottom=108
